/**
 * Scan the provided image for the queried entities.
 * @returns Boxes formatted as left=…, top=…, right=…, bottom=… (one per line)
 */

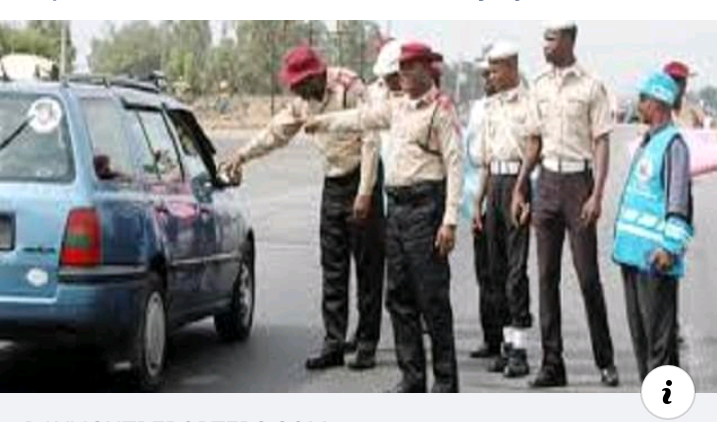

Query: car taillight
left=60, top=208, right=102, bottom=267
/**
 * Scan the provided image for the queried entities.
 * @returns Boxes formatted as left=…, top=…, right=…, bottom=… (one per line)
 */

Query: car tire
left=129, top=272, right=167, bottom=392
left=214, top=244, right=255, bottom=342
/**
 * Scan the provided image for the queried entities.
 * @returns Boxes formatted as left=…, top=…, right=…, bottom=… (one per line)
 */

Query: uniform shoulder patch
left=435, top=92, right=456, bottom=112
left=331, top=67, right=361, bottom=89
left=433, top=92, right=461, bottom=137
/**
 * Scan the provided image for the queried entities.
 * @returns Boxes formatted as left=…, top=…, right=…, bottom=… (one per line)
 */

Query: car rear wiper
left=0, top=117, right=30, bottom=152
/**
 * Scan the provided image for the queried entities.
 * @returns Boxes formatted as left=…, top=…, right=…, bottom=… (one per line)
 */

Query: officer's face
left=291, top=74, right=326, bottom=102
left=384, top=73, right=402, bottom=92
left=488, top=58, right=517, bottom=93
left=399, top=60, right=432, bottom=97
left=543, top=30, right=572, bottom=64
left=638, top=94, right=662, bottom=124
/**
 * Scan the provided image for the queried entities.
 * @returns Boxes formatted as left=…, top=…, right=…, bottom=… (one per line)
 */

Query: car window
left=133, top=110, right=184, bottom=183
left=0, top=93, right=73, bottom=182
left=79, top=97, right=134, bottom=182
left=124, top=109, right=160, bottom=182
left=167, top=113, right=211, bottom=179
left=169, top=113, right=200, bottom=157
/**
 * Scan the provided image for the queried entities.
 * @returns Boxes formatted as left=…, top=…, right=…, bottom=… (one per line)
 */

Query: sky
left=11, top=20, right=717, bottom=98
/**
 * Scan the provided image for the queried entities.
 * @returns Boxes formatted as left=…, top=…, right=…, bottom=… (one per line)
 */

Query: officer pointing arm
left=311, top=42, right=463, bottom=392
left=306, top=90, right=463, bottom=256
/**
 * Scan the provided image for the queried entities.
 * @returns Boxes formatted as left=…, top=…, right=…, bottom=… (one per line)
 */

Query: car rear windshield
left=0, top=92, right=74, bottom=182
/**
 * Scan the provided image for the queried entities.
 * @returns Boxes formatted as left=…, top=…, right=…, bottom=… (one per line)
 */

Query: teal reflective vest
left=612, top=123, right=694, bottom=278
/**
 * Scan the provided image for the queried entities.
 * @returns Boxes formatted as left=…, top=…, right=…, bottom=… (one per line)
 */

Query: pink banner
left=628, top=129, right=717, bottom=177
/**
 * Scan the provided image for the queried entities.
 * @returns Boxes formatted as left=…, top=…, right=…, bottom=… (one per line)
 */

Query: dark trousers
left=485, top=175, right=532, bottom=330
left=532, top=168, right=614, bottom=369
left=385, top=181, right=458, bottom=391
left=320, top=165, right=385, bottom=354
left=474, top=217, right=508, bottom=347
left=621, top=265, right=679, bottom=382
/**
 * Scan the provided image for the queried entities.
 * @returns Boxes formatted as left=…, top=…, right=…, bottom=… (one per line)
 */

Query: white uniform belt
left=490, top=160, right=521, bottom=175
left=542, top=157, right=592, bottom=173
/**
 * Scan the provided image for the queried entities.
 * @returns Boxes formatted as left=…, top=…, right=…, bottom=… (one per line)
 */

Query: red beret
left=399, top=42, right=443, bottom=65
left=279, top=45, right=327, bottom=88
left=663, top=61, right=691, bottom=79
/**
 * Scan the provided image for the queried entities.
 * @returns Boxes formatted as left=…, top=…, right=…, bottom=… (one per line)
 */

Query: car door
left=164, top=107, right=240, bottom=307
left=122, top=101, right=208, bottom=317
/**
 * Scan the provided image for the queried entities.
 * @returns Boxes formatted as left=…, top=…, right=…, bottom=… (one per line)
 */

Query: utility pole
left=308, top=20, right=313, bottom=46
left=336, top=21, right=343, bottom=68
left=359, top=22, right=365, bottom=80
left=270, top=24, right=276, bottom=116
left=60, top=20, right=67, bottom=77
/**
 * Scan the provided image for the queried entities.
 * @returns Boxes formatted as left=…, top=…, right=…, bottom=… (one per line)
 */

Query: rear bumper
left=0, top=268, right=147, bottom=345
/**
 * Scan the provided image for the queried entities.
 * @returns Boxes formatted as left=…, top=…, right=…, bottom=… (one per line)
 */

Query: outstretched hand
left=303, top=117, right=321, bottom=134
left=218, top=156, right=243, bottom=186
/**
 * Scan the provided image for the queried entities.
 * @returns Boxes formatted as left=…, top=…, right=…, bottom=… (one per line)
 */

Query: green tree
left=27, top=20, right=76, bottom=70
left=0, top=21, right=75, bottom=71
left=162, top=20, right=212, bottom=94
left=233, top=20, right=330, bottom=95
left=88, top=21, right=168, bottom=77
left=331, top=20, right=383, bottom=80
left=205, top=37, right=243, bottom=93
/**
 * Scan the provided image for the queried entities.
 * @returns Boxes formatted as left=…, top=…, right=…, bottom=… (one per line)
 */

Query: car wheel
left=130, top=272, right=167, bottom=392
left=214, top=246, right=255, bottom=342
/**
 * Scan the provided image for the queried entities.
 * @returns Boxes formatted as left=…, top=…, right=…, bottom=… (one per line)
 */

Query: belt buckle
left=552, top=158, right=588, bottom=173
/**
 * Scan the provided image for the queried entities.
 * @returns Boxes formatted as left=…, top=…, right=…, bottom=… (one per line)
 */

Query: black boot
left=430, top=383, right=459, bottom=393
left=347, top=350, right=376, bottom=371
left=305, top=350, right=344, bottom=370
left=385, top=381, right=426, bottom=393
left=504, top=348, right=529, bottom=378
left=530, top=362, right=567, bottom=388
left=488, top=342, right=511, bottom=373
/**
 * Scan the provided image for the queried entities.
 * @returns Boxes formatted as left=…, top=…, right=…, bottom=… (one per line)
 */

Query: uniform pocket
left=566, top=97, right=588, bottom=119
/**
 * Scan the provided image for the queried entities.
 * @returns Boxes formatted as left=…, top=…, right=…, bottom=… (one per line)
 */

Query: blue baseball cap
left=638, top=71, right=679, bottom=106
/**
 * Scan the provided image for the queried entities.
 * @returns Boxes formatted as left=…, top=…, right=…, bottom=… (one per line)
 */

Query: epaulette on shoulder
left=435, top=91, right=456, bottom=112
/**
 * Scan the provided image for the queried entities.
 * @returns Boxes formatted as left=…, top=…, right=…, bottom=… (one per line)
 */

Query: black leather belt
left=325, top=166, right=361, bottom=185
left=385, top=180, right=445, bottom=204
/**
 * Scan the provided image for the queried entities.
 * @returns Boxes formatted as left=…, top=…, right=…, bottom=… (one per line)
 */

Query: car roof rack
left=63, top=74, right=161, bottom=94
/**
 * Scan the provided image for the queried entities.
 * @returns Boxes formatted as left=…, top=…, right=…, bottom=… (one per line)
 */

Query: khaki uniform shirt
left=482, top=84, right=538, bottom=164
left=531, top=63, right=613, bottom=161
left=313, top=86, right=464, bottom=227
left=368, top=79, right=404, bottom=169
left=235, top=67, right=379, bottom=196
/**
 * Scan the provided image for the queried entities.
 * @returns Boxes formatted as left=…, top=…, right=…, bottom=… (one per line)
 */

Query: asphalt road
left=0, top=125, right=715, bottom=393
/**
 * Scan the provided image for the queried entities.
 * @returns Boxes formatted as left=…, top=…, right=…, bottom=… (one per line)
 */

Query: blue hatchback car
left=0, top=74, right=255, bottom=391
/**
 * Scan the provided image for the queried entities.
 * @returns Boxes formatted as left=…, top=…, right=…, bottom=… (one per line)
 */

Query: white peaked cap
left=488, top=41, right=519, bottom=61
left=373, top=39, right=402, bottom=77
left=543, top=20, right=577, bottom=31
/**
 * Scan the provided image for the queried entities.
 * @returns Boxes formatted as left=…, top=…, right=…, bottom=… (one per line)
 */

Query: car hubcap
left=145, top=292, right=166, bottom=378
left=238, top=262, right=253, bottom=327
